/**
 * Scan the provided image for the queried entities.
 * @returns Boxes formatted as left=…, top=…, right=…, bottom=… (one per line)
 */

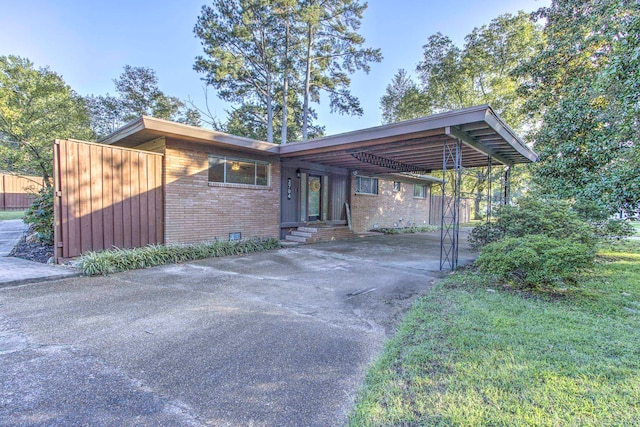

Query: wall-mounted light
left=231, top=161, right=240, bottom=171
left=296, top=169, right=301, bottom=178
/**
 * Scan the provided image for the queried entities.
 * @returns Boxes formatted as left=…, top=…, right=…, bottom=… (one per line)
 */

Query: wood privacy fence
left=429, top=195, right=471, bottom=225
left=0, top=173, right=45, bottom=210
left=54, top=139, right=164, bottom=260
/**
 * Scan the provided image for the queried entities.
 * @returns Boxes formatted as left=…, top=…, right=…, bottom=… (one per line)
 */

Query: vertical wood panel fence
left=0, top=173, right=45, bottom=210
left=429, top=195, right=471, bottom=225
left=54, top=139, right=164, bottom=260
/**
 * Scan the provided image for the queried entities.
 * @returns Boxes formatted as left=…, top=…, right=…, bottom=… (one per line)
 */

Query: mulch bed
left=9, top=233, right=54, bottom=264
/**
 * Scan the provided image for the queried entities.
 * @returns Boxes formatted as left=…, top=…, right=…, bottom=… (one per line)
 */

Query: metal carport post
left=440, top=138, right=462, bottom=271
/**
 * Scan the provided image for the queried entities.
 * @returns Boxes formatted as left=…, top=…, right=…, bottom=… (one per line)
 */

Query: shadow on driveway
left=0, top=231, right=475, bottom=426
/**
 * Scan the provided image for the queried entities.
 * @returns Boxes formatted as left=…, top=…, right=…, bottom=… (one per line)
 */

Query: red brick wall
left=164, top=138, right=281, bottom=244
left=350, top=177, right=431, bottom=232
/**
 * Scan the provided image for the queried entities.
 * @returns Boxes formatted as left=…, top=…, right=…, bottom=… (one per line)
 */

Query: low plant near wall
left=77, top=237, right=281, bottom=276
left=374, top=225, right=438, bottom=235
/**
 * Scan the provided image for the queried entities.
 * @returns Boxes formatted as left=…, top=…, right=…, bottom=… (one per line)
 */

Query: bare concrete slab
left=0, top=231, right=475, bottom=426
left=0, top=219, right=78, bottom=286
left=0, top=257, right=78, bottom=286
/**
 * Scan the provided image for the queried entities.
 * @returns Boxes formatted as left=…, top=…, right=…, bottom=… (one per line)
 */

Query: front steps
left=283, top=225, right=355, bottom=245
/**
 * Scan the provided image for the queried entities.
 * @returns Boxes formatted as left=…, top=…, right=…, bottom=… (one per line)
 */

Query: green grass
left=349, top=240, right=640, bottom=426
left=0, top=210, right=25, bottom=220
left=631, top=221, right=640, bottom=235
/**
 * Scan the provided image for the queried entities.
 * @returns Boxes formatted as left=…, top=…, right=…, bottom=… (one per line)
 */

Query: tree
left=416, top=33, right=472, bottom=112
left=194, top=0, right=381, bottom=143
left=517, top=0, right=639, bottom=214
left=299, top=0, right=382, bottom=140
left=380, top=69, right=429, bottom=124
left=87, top=65, right=200, bottom=138
left=85, top=94, right=124, bottom=137
left=0, top=55, right=92, bottom=183
left=194, top=0, right=283, bottom=142
left=411, top=13, right=541, bottom=131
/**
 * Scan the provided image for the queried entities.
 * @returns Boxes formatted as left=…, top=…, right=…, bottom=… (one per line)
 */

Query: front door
left=307, top=175, right=322, bottom=221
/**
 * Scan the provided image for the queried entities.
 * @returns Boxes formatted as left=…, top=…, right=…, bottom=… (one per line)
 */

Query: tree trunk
left=266, top=76, right=274, bottom=143
left=302, top=24, right=313, bottom=141
left=281, top=17, right=290, bottom=145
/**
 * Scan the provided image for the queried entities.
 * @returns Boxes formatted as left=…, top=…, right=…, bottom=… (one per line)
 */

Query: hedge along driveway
left=0, top=231, right=477, bottom=426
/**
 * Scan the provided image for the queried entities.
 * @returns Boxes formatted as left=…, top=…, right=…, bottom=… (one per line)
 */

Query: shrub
left=23, top=186, right=54, bottom=245
left=77, top=237, right=282, bottom=276
left=573, top=199, right=635, bottom=239
left=476, top=235, right=595, bottom=288
left=375, top=225, right=438, bottom=235
left=469, top=196, right=596, bottom=250
left=468, top=222, right=505, bottom=250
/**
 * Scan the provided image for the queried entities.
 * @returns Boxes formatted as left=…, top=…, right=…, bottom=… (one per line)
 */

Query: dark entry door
left=308, top=175, right=322, bottom=221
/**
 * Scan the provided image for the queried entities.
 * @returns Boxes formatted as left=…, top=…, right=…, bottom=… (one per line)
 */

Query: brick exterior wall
left=164, top=138, right=281, bottom=244
left=350, top=177, right=431, bottom=233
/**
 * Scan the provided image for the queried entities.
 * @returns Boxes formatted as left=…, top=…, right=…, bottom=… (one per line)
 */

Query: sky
left=1, top=0, right=550, bottom=137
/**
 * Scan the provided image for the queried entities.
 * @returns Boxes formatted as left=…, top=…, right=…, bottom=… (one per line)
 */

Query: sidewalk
left=0, top=219, right=78, bottom=286
left=0, top=219, right=27, bottom=256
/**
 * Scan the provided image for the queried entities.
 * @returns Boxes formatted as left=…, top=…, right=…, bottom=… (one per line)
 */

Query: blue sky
left=1, top=0, right=549, bottom=137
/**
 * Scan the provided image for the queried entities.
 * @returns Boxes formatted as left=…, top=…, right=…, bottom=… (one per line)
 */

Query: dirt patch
left=9, top=233, right=53, bottom=264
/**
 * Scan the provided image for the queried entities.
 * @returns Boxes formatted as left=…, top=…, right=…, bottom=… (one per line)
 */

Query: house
left=54, top=105, right=537, bottom=268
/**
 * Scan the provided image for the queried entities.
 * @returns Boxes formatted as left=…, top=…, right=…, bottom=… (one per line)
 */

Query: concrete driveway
left=0, top=231, right=474, bottom=426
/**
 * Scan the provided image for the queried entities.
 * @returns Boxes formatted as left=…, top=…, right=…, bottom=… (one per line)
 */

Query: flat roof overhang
left=100, top=116, right=280, bottom=155
left=280, top=105, right=537, bottom=174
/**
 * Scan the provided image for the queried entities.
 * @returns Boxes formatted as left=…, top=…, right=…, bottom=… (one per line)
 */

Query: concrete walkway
left=0, top=219, right=27, bottom=256
left=0, top=219, right=78, bottom=286
left=0, top=232, right=475, bottom=426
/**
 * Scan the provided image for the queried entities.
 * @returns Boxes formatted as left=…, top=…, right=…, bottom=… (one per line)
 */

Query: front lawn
left=349, top=240, right=640, bottom=426
left=0, top=210, right=25, bottom=221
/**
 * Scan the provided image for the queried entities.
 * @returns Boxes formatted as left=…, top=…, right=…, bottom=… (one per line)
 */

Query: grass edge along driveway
left=349, top=239, right=640, bottom=426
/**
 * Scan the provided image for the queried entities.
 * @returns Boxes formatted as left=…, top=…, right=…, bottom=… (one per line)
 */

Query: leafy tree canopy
left=381, top=11, right=541, bottom=132
left=0, top=55, right=92, bottom=182
left=517, top=0, right=639, bottom=214
left=194, top=0, right=381, bottom=143
left=87, top=65, right=200, bottom=138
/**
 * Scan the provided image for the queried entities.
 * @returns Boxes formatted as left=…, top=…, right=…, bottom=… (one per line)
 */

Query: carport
left=279, top=104, right=538, bottom=270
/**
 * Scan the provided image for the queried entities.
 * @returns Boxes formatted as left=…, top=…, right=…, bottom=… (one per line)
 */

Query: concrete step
left=280, top=240, right=300, bottom=247
left=285, top=235, right=307, bottom=243
left=297, top=227, right=318, bottom=233
left=291, top=230, right=313, bottom=238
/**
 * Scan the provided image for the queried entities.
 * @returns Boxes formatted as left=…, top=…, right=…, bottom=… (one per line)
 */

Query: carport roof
left=280, top=105, right=537, bottom=174
left=99, top=105, right=536, bottom=174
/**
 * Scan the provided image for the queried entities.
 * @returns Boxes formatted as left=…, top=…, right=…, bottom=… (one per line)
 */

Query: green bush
left=476, top=235, right=595, bottom=288
left=23, top=186, right=54, bottom=245
left=468, top=221, right=505, bottom=250
left=77, top=237, right=282, bottom=276
left=469, top=197, right=596, bottom=250
left=573, top=199, right=635, bottom=239
left=375, top=225, right=438, bottom=235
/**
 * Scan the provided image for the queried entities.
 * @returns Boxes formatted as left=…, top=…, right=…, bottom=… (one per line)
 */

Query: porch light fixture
left=231, top=161, right=241, bottom=171
left=296, top=168, right=301, bottom=178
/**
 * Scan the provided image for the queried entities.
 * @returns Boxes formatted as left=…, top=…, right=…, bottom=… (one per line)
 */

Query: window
left=413, top=184, right=427, bottom=198
left=208, top=155, right=269, bottom=186
left=393, top=181, right=401, bottom=192
left=356, top=176, right=378, bottom=195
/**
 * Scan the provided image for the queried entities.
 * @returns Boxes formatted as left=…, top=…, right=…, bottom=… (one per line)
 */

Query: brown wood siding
left=329, top=174, right=348, bottom=221
left=0, top=173, right=45, bottom=210
left=280, top=166, right=300, bottom=224
left=54, top=139, right=164, bottom=260
left=429, top=195, right=471, bottom=225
